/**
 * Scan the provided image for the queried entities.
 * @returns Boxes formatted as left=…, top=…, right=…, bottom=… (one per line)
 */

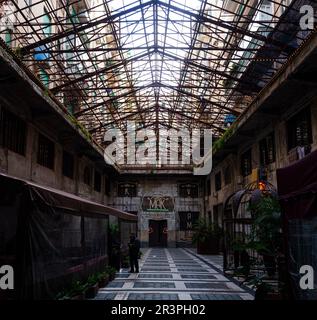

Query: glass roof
left=1, top=0, right=315, bottom=154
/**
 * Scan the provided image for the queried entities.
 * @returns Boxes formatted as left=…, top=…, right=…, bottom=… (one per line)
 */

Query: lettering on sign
left=141, top=195, right=174, bottom=212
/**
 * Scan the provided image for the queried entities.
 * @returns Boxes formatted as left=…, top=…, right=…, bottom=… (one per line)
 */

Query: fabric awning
left=277, top=150, right=317, bottom=219
left=0, top=172, right=137, bottom=221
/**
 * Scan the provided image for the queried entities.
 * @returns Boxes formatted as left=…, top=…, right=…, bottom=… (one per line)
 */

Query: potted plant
left=108, top=223, right=121, bottom=270
left=85, top=274, right=99, bottom=299
left=121, top=254, right=130, bottom=268
left=56, top=280, right=87, bottom=300
left=105, top=266, right=116, bottom=281
left=249, top=196, right=282, bottom=277
left=97, top=271, right=109, bottom=288
left=192, top=219, right=223, bottom=254
left=231, top=238, right=251, bottom=277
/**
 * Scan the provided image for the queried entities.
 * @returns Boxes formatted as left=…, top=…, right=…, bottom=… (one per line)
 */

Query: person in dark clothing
left=128, top=234, right=140, bottom=273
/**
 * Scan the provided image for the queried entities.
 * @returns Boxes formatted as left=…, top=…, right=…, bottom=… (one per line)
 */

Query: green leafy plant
left=192, top=218, right=222, bottom=244
left=56, top=280, right=87, bottom=300
left=248, top=196, right=282, bottom=256
left=104, top=266, right=116, bottom=280
left=109, top=223, right=119, bottom=235
left=212, top=124, right=236, bottom=154
left=87, top=274, right=98, bottom=287
left=67, top=114, right=92, bottom=141
left=121, top=254, right=130, bottom=268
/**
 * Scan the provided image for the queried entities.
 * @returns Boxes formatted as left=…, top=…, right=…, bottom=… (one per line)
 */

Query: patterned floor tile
left=94, top=248, right=254, bottom=300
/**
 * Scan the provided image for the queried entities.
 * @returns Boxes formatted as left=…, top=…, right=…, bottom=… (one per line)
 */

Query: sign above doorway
left=141, top=195, right=174, bottom=212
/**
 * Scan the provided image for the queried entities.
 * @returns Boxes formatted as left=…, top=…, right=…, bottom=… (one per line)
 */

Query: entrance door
left=149, top=220, right=167, bottom=247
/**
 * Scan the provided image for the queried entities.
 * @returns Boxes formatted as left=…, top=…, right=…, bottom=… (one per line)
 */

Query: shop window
left=0, top=106, right=27, bottom=156
left=179, top=183, right=198, bottom=198
left=94, top=170, right=101, bottom=192
left=215, top=172, right=222, bottom=191
left=241, top=149, right=252, bottom=177
left=287, top=107, right=312, bottom=151
left=259, top=132, right=276, bottom=166
left=37, top=133, right=54, bottom=169
left=62, top=150, right=74, bottom=179
left=118, top=183, right=137, bottom=197
left=83, top=166, right=91, bottom=185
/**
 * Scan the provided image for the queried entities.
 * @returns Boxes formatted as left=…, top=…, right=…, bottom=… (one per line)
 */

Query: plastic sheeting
left=0, top=173, right=135, bottom=299
left=120, top=220, right=138, bottom=254
left=277, top=150, right=317, bottom=300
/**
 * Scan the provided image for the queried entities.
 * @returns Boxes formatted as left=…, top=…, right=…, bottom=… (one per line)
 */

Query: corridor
left=95, top=248, right=254, bottom=300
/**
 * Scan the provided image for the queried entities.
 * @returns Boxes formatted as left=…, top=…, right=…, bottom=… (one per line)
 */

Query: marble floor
left=95, top=248, right=254, bottom=300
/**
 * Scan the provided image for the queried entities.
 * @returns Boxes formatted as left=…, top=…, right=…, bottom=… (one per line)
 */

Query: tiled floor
left=95, top=248, right=254, bottom=300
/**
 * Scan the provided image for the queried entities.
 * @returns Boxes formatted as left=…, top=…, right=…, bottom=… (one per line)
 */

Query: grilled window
left=259, top=132, right=276, bottom=166
left=241, top=149, right=252, bottom=177
left=0, top=106, right=27, bottom=156
left=94, top=170, right=101, bottom=192
left=62, top=150, right=74, bottom=179
left=287, top=107, right=312, bottom=150
left=215, top=172, right=222, bottom=191
left=37, top=133, right=55, bottom=169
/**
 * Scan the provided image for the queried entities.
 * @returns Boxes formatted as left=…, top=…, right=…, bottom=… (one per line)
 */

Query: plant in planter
left=85, top=274, right=99, bottom=299
left=121, top=254, right=130, bottom=268
left=192, top=219, right=223, bottom=254
left=56, top=280, right=87, bottom=300
left=231, top=238, right=252, bottom=277
left=97, top=271, right=109, bottom=288
left=105, top=266, right=117, bottom=281
left=109, top=223, right=121, bottom=270
left=248, top=196, right=282, bottom=277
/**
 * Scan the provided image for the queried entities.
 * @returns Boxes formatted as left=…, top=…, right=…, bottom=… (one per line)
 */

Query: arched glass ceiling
left=1, top=0, right=316, bottom=145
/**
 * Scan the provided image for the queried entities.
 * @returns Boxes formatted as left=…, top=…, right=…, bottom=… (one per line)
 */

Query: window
left=287, top=107, right=312, bottom=151
left=241, top=149, right=252, bottom=177
left=259, top=132, right=276, bottom=166
left=62, top=151, right=74, bottom=179
left=118, top=183, right=137, bottom=197
left=37, top=133, right=54, bottom=169
left=0, top=106, right=27, bottom=156
left=83, top=166, right=91, bottom=185
left=179, top=183, right=198, bottom=198
left=206, top=178, right=211, bottom=196
left=208, top=211, right=212, bottom=223
left=43, top=10, right=52, bottom=37
left=5, top=29, right=13, bottom=47
left=105, top=177, right=111, bottom=196
left=39, top=68, right=49, bottom=87
left=213, top=204, right=223, bottom=227
left=94, top=170, right=101, bottom=192
left=215, top=172, right=222, bottom=191
left=224, top=166, right=232, bottom=185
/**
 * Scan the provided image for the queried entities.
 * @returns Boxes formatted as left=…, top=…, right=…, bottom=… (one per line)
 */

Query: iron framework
left=0, top=0, right=316, bottom=166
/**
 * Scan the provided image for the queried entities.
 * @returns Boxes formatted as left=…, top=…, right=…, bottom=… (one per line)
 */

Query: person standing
left=128, top=233, right=140, bottom=273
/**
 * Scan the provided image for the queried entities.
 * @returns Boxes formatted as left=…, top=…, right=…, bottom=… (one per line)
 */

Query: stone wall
left=112, top=176, right=204, bottom=247
left=205, top=96, right=317, bottom=224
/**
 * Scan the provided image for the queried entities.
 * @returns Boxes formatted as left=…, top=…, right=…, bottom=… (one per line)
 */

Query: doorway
left=149, top=219, right=167, bottom=247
